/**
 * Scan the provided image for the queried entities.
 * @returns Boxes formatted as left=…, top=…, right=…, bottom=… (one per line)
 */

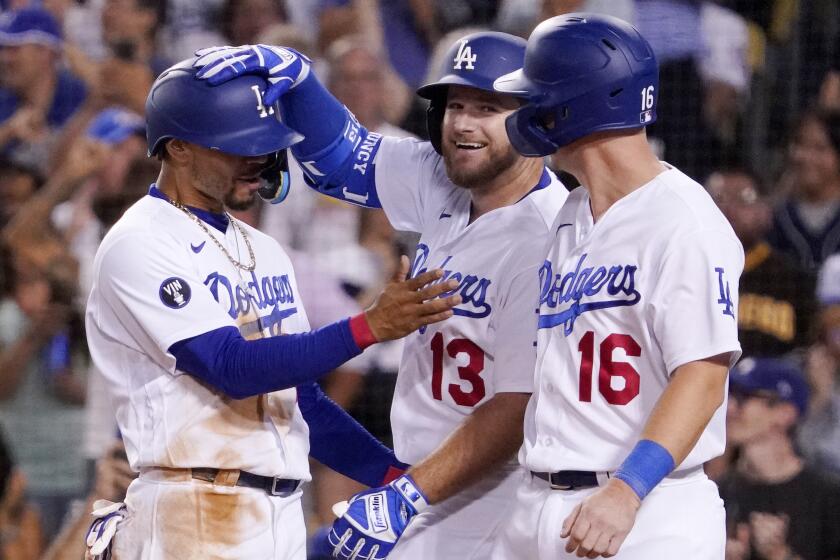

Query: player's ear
left=164, top=139, right=192, bottom=165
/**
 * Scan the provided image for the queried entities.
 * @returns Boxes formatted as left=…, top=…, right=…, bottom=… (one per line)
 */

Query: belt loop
left=213, top=469, right=241, bottom=487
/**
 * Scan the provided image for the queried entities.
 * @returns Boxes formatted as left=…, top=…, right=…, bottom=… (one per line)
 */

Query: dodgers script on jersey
left=523, top=165, right=744, bottom=474
left=372, top=136, right=567, bottom=466
left=86, top=190, right=312, bottom=480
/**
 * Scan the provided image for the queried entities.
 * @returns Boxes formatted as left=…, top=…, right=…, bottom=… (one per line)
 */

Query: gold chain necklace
left=169, top=199, right=256, bottom=272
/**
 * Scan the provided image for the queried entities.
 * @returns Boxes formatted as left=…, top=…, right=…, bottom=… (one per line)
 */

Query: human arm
left=298, top=382, right=407, bottom=487
left=193, top=45, right=441, bottom=231
left=160, top=256, right=459, bottom=399
left=562, top=229, right=744, bottom=558
left=321, top=394, right=530, bottom=559
left=1, top=137, right=109, bottom=247
left=407, top=391, right=529, bottom=503
left=561, top=356, right=731, bottom=558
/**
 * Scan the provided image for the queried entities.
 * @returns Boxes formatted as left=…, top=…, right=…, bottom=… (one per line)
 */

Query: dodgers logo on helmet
left=494, top=13, right=659, bottom=156
left=145, top=57, right=304, bottom=158
left=416, top=31, right=527, bottom=154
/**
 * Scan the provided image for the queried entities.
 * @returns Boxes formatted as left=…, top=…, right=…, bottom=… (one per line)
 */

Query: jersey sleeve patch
left=159, top=277, right=192, bottom=309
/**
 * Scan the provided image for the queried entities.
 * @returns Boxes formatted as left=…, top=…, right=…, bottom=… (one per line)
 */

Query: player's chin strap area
left=257, top=149, right=292, bottom=205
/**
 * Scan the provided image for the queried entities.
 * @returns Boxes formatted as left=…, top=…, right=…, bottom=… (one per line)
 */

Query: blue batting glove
left=193, top=44, right=311, bottom=105
left=327, top=474, right=429, bottom=560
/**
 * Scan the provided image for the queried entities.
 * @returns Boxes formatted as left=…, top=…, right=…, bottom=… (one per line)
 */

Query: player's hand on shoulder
left=193, top=44, right=311, bottom=105
left=561, top=478, right=641, bottom=558
left=325, top=474, right=428, bottom=560
left=365, top=256, right=460, bottom=342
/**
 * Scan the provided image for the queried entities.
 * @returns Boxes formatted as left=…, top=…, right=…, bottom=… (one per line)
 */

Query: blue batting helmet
left=145, top=57, right=304, bottom=203
left=416, top=31, right=527, bottom=154
left=494, top=13, right=658, bottom=157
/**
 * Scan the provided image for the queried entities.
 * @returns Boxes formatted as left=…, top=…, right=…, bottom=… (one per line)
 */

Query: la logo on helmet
left=250, top=85, right=275, bottom=119
left=453, top=40, right=477, bottom=70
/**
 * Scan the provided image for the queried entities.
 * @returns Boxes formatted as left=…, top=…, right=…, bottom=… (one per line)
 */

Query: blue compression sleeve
left=613, top=439, right=675, bottom=501
left=169, top=322, right=361, bottom=399
left=298, top=382, right=408, bottom=487
left=279, top=72, right=383, bottom=207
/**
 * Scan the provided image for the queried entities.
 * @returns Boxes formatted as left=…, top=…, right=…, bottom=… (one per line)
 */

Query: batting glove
left=85, top=499, right=127, bottom=559
left=193, top=44, right=311, bottom=105
left=327, top=474, right=429, bottom=559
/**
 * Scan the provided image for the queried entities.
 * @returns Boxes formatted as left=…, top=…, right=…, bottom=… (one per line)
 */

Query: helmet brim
left=492, top=69, right=535, bottom=97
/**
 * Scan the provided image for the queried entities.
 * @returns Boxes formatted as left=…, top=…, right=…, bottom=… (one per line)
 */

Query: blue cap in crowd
left=729, top=357, right=810, bottom=416
left=85, top=108, right=145, bottom=145
left=0, top=7, right=62, bottom=50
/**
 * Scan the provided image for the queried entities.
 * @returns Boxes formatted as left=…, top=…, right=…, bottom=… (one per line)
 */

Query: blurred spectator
left=819, top=33, right=840, bottom=112
left=326, top=36, right=413, bottom=139
left=0, top=427, right=42, bottom=560
left=720, top=357, right=840, bottom=560
left=45, top=0, right=109, bottom=62
left=707, top=168, right=816, bottom=357
left=41, top=439, right=136, bottom=560
left=319, top=0, right=431, bottom=88
left=769, top=110, right=840, bottom=270
left=222, top=0, right=285, bottom=45
left=0, top=7, right=87, bottom=174
left=101, top=0, right=167, bottom=73
left=0, top=158, right=42, bottom=229
left=87, top=0, right=168, bottom=114
left=158, top=0, right=226, bottom=61
left=0, top=260, right=85, bottom=541
left=798, top=301, right=840, bottom=478
left=818, top=254, right=840, bottom=306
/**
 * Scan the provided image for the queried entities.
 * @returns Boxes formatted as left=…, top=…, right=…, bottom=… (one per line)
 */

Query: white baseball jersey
left=86, top=189, right=312, bottom=480
left=523, top=165, right=743, bottom=474
left=372, top=137, right=568, bottom=464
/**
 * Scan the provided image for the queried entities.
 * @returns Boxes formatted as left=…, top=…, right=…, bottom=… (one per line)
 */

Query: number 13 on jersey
left=430, top=332, right=486, bottom=407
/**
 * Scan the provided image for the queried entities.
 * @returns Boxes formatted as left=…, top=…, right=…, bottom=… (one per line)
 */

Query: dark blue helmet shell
left=495, top=13, right=659, bottom=156
left=417, top=31, right=527, bottom=154
left=145, top=57, right=303, bottom=157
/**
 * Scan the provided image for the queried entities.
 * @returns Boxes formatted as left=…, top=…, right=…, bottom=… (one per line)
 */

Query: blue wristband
left=613, top=439, right=675, bottom=501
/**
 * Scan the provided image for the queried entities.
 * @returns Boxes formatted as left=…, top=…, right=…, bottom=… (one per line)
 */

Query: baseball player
left=84, top=58, right=460, bottom=560
left=487, top=14, right=744, bottom=559
left=192, top=32, right=568, bottom=559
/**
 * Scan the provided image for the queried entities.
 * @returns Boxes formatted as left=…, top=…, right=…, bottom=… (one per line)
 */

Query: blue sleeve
left=279, top=72, right=384, bottom=208
left=169, top=321, right=361, bottom=399
left=298, top=382, right=408, bottom=487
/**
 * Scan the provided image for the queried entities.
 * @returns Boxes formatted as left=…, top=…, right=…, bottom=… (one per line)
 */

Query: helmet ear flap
left=426, top=95, right=446, bottom=155
left=504, top=105, right=560, bottom=158
left=257, top=150, right=292, bottom=204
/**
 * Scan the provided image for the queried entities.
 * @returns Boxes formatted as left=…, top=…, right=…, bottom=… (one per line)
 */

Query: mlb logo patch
left=640, top=110, right=653, bottom=124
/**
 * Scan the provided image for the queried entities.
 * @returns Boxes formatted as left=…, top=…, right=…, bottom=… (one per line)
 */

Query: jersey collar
left=148, top=184, right=230, bottom=233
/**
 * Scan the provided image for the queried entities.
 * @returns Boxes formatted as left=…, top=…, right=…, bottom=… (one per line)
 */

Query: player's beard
left=224, top=189, right=258, bottom=211
left=189, top=165, right=257, bottom=211
left=442, top=142, right=520, bottom=190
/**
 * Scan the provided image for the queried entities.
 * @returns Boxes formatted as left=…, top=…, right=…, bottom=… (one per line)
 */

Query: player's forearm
left=408, top=392, right=530, bottom=504
left=299, top=382, right=407, bottom=487
left=279, top=72, right=384, bottom=208
left=640, top=355, right=730, bottom=465
left=170, top=318, right=372, bottom=399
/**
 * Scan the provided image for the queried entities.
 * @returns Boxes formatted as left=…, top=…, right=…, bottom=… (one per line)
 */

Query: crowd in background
left=0, top=0, right=838, bottom=559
